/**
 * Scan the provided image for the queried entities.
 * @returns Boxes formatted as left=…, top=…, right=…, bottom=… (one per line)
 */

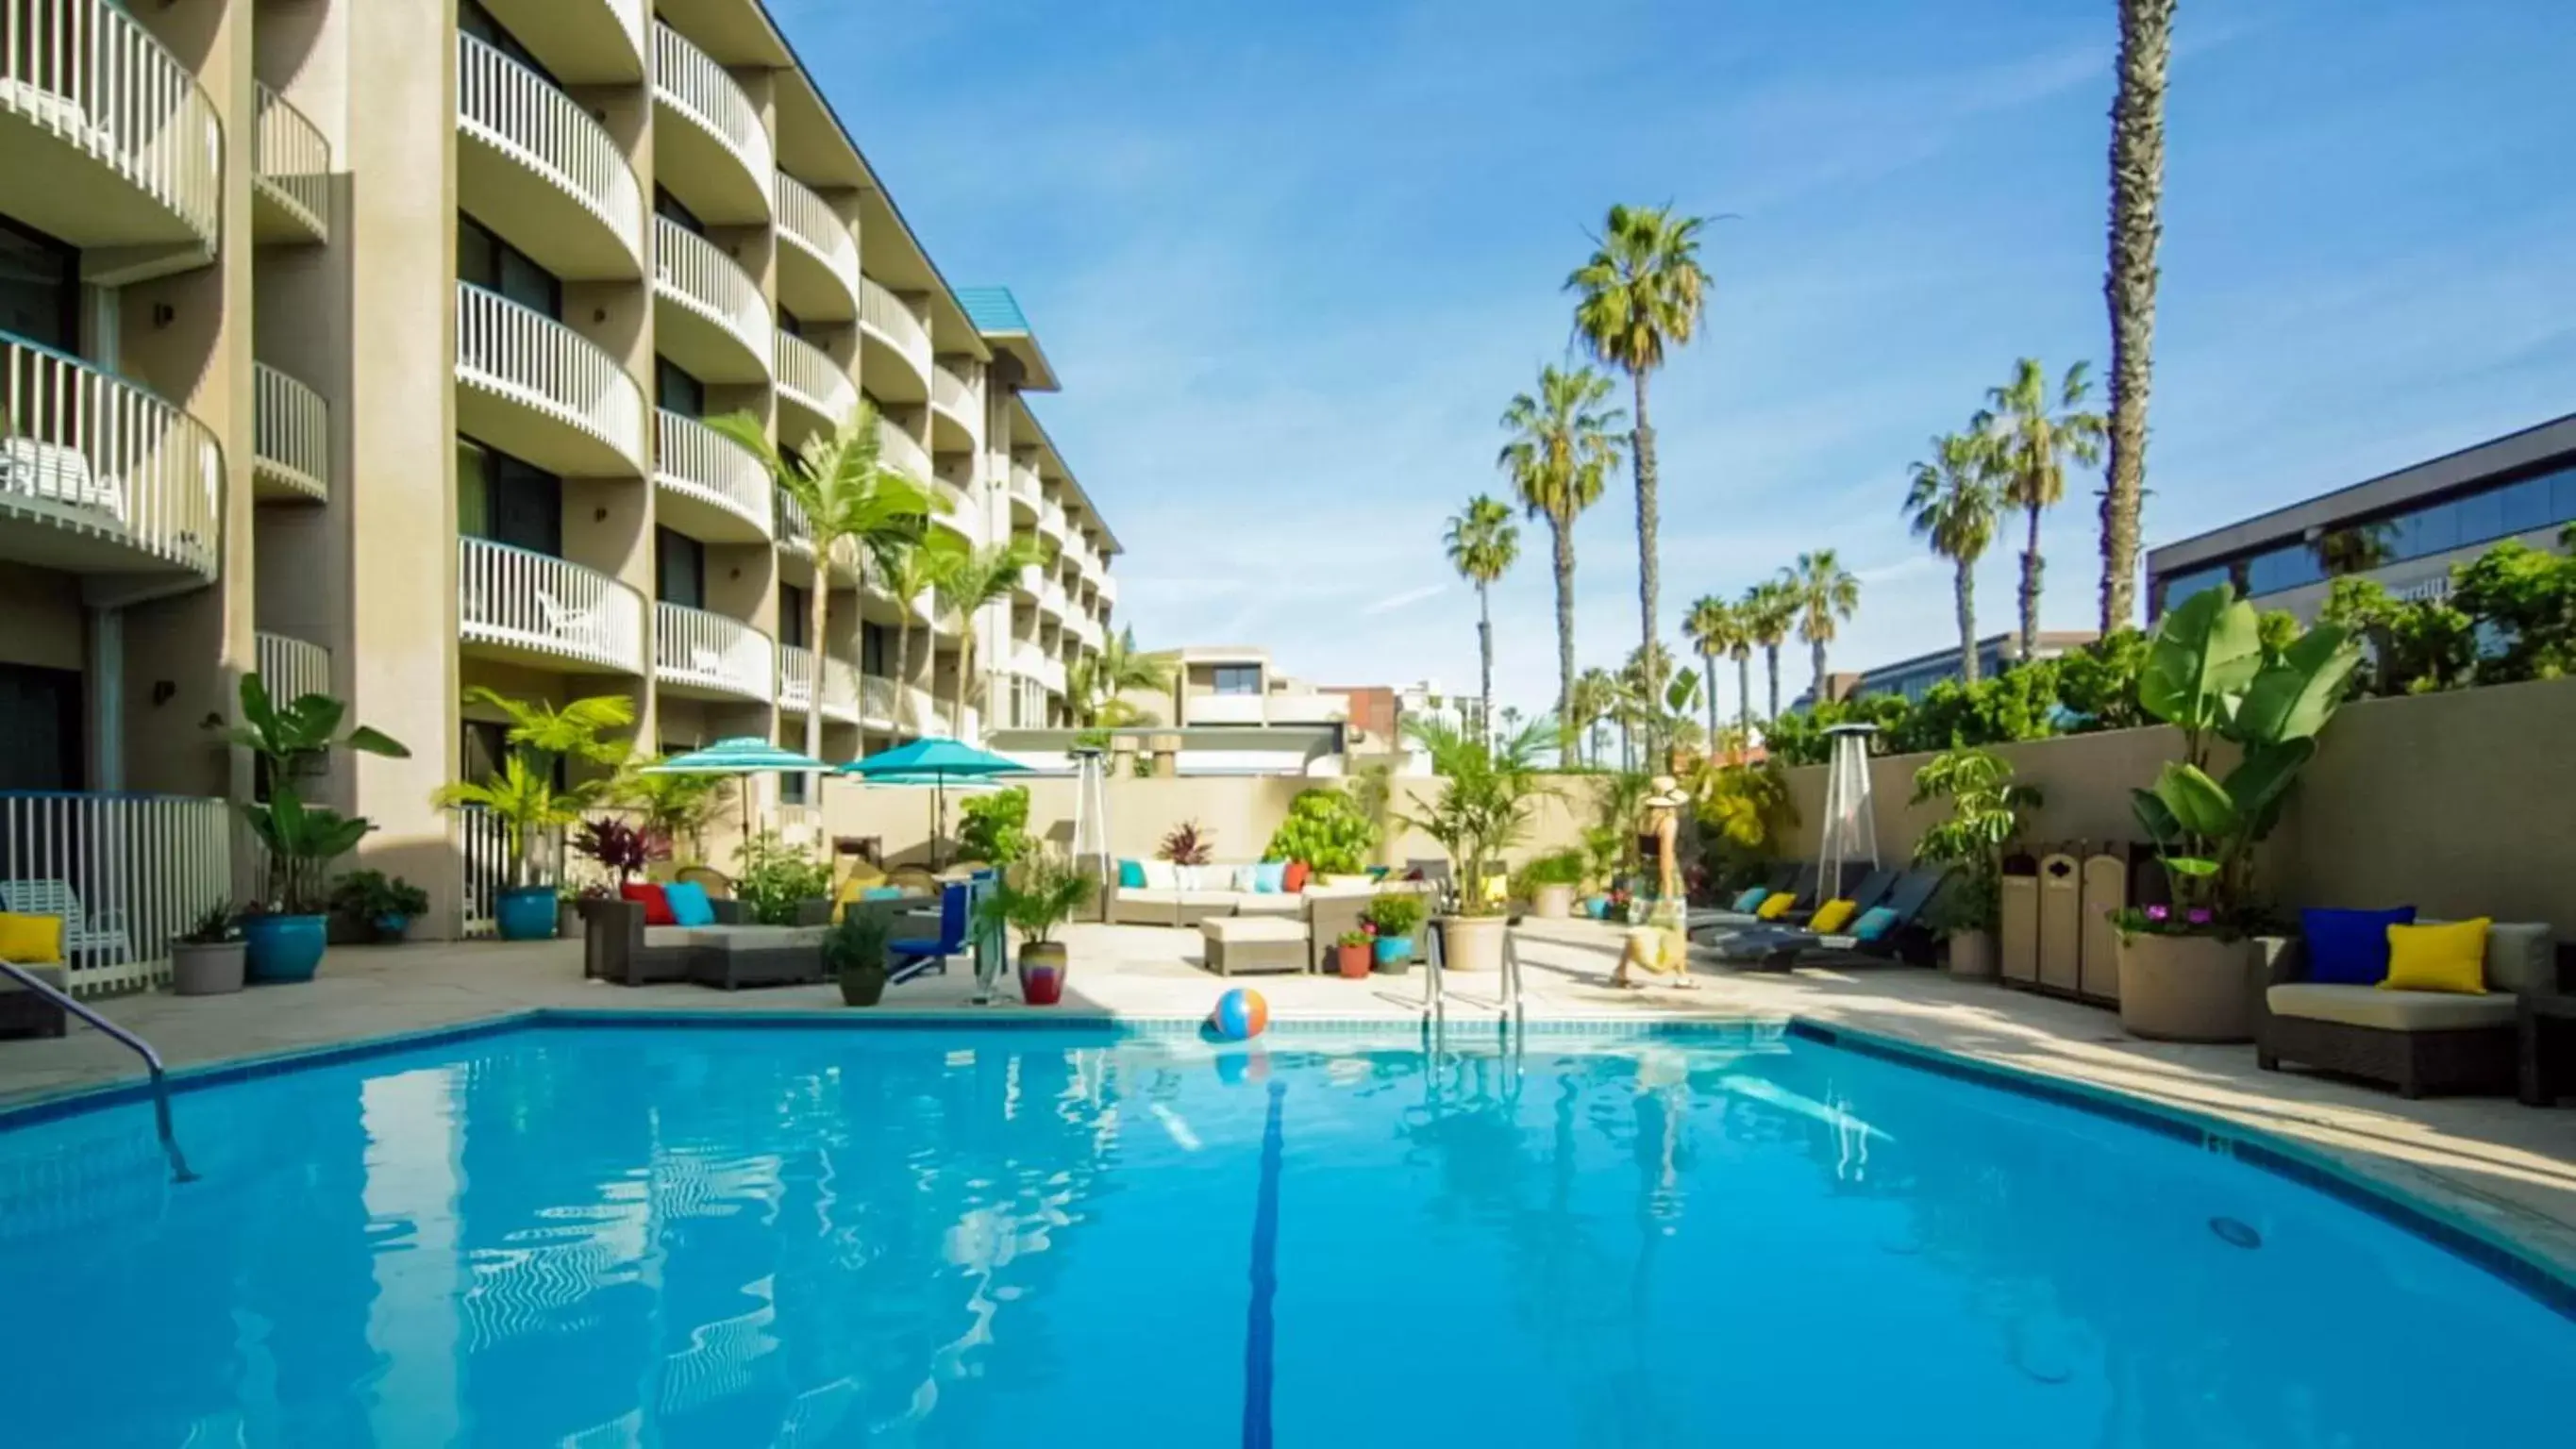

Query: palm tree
left=1066, top=626, right=1174, bottom=727
left=1569, top=667, right=1619, bottom=768
left=1984, top=358, right=2107, bottom=661
left=1567, top=205, right=1710, bottom=753
left=879, top=534, right=960, bottom=733
left=1443, top=494, right=1520, bottom=741
left=1724, top=610, right=1755, bottom=751
left=1743, top=579, right=1796, bottom=724
left=2102, top=0, right=2177, bottom=631
left=708, top=403, right=941, bottom=771
left=1904, top=429, right=2005, bottom=686
left=928, top=536, right=1051, bottom=739
left=1616, top=641, right=1674, bottom=770
left=1785, top=551, right=1861, bottom=707
left=1681, top=595, right=1736, bottom=757
left=1498, top=364, right=1625, bottom=754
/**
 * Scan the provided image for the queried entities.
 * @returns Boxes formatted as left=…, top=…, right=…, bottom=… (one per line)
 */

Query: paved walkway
left=5, top=919, right=2572, bottom=1285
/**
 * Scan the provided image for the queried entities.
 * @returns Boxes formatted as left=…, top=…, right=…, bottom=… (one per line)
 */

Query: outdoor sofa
left=585, top=897, right=834, bottom=990
left=0, top=961, right=68, bottom=1039
left=2258, top=920, right=2556, bottom=1098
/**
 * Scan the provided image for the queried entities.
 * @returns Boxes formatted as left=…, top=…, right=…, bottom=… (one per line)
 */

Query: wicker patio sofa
left=2257, top=920, right=2555, bottom=1098
left=0, top=961, right=69, bottom=1039
left=585, top=898, right=833, bottom=990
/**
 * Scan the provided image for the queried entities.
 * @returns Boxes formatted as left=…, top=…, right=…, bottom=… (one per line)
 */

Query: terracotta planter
left=1335, top=942, right=1371, bottom=979
left=1946, top=929, right=1997, bottom=982
left=1018, top=941, right=1068, bottom=1006
left=2116, top=932, right=2258, bottom=1042
left=1531, top=884, right=1575, bottom=920
left=170, top=941, right=246, bottom=996
left=1441, top=913, right=1507, bottom=974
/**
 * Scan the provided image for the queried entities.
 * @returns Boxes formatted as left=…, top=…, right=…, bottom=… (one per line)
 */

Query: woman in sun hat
left=1612, top=775, right=1697, bottom=989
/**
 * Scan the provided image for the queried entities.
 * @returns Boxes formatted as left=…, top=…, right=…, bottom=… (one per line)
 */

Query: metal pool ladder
left=0, top=961, right=197, bottom=1184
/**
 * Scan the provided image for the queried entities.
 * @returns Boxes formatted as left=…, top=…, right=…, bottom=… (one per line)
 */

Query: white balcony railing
left=1036, top=497, right=1068, bottom=545
left=774, top=171, right=859, bottom=305
left=1008, top=459, right=1041, bottom=505
left=1099, top=573, right=1118, bottom=608
left=255, top=630, right=330, bottom=704
left=653, top=215, right=770, bottom=367
left=654, top=409, right=771, bottom=536
left=777, top=642, right=861, bottom=723
left=651, top=22, right=772, bottom=199
left=655, top=601, right=772, bottom=700
left=0, top=0, right=222, bottom=248
left=930, top=360, right=979, bottom=429
left=0, top=791, right=231, bottom=995
left=253, top=83, right=329, bottom=240
left=860, top=275, right=933, bottom=382
left=457, top=32, right=642, bottom=262
left=904, top=684, right=950, bottom=737
left=458, top=536, right=645, bottom=673
left=861, top=672, right=897, bottom=724
left=775, top=331, right=857, bottom=427
left=2, top=332, right=222, bottom=576
left=252, top=360, right=328, bottom=502
left=456, top=283, right=647, bottom=471
left=775, top=488, right=810, bottom=549
left=878, top=418, right=934, bottom=485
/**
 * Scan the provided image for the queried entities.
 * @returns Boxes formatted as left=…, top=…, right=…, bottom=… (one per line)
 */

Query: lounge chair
left=1688, top=861, right=1823, bottom=934
left=890, top=884, right=970, bottom=983
left=0, top=879, right=130, bottom=965
left=1712, top=864, right=1954, bottom=971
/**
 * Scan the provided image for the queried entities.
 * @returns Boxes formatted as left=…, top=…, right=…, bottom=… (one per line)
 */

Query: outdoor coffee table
left=2518, top=992, right=2576, bottom=1107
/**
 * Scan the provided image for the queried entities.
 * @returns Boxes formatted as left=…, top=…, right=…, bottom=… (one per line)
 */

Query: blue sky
left=772, top=0, right=2576, bottom=718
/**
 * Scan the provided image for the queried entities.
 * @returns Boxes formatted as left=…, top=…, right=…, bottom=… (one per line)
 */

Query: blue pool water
left=0, top=1022, right=2566, bottom=1447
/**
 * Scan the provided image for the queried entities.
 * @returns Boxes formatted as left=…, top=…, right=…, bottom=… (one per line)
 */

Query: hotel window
left=458, top=214, right=560, bottom=319
left=460, top=0, right=556, bottom=86
left=861, top=623, right=891, bottom=675
left=778, top=583, right=811, bottom=648
left=654, top=187, right=704, bottom=236
left=0, top=214, right=77, bottom=354
left=657, top=358, right=705, bottom=417
left=0, top=663, right=82, bottom=791
left=457, top=439, right=561, bottom=557
left=655, top=526, right=705, bottom=608
left=1213, top=665, right=1261, bottom=696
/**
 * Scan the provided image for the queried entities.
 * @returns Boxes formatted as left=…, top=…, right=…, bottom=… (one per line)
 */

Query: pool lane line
left=1242, top=1079, right=1286, bottom=1449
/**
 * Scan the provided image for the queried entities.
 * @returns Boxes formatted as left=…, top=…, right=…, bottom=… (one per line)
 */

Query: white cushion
left=2267, top=982, right=2518, bottom=1032
left=1232, top=893, right=1303, bottom=916
left=1116, top=888, right=1180, bottom=907
left=1231, top=864, right=1261, bottom=892
left=1140, top=860, right=1179, bottom=891
left=1200, top=915, right=1308, bottom=943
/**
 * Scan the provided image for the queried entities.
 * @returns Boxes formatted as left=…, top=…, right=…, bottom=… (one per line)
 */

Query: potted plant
left=976, top=847, right=1096, bottom=1006
left=1909, top=747, right=2042, bottom=981
left=734, top=831, right=834, bottom=924
left=1264, top=787, right=1379, bottom=886
left=1365, top=891, right=1424, bottom=974
left=329, top=871, right=431, bottom=943
left=1518, top=848, right=1589, bottom=920
left=1158, top=819, right=1214, bottom=868
left=2117, top=584, right=2360, bottom=1041
left=1333, top=928, right=1372, bottom=979
left=170, top=904, right=246, bottom=996
left=956, top=785, right=1033, bottom=868
left=212, top=675, right=410, bottom=982
left=574, top=819, right=669, bottom=903
left=824, top=908, right=893, bottom=1007
left=1399, top=719, right=1549, bottom=972
left=435, top=690, right=637, bottom=941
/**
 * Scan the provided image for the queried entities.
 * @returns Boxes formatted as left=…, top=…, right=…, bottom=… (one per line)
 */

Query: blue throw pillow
left=2301, top=906, right=2417, bottom=985
left=1849, top=907, right=1900, bottom=942
left=1732, top=887, right=1769, bottom=913
left=1118, top=859, right=1146, bottom=890
left=663, top=881, right=717, bottom=927
left=1253, top=862, right=1288, bottom=894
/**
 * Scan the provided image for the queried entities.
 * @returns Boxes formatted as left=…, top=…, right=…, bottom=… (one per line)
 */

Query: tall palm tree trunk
left=1810, top=639, right=1829, bottom=709
left=894, top=617, right=915, bottom=734
left=1734, top=654, right=1752, bottom=748
left=1700, top=654, right=1718, bottom=757
left=805, top=578, right=829, bottom=785
left=1629, top=371, right=1661, bottom=754
left=1477, top=581, right=1495, bottom=747
left=1764, top=644, right=1781, bottom=723
left=1550, top=521, right=1576, bottom=759
left=948, top=634, right=971, bottom=741
left=2101, top=0, right=2173, bottom=631
left=1956, top=562, right=1981, bottom=685
left=2019, top=502, right=2045, bottom=663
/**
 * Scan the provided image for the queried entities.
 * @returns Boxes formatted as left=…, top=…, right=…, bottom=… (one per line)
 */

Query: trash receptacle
left=2079, top=847, right=2133, bottom=1004
left=1999, top=850, right=2041, bottom=987
left=2037, top=852, right=2082, bottom=994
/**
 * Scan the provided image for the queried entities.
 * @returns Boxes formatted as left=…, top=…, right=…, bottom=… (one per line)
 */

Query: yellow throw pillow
left=2380, top=918, right=2489, bottom=994
left=0, top=912, right=63, bottom=964
left=1756, top=892, right=1798, bottom=921
left=1810, top=898, right=1858, bottom=934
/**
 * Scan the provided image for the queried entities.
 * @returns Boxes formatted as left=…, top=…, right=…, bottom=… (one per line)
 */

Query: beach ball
left=1211, top=987, right=1269, bottom=1041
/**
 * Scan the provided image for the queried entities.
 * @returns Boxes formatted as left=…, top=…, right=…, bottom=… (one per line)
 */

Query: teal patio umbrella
left=839, top=738, right=1027, bottom=867
left=642, top=736, right=831, bottom=839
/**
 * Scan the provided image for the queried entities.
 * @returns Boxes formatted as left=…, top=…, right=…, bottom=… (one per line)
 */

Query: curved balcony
left=456, top=283, right=647, bottom=477
left=652, top=217, right=769, bottom=384
left=774, top=172, right=859, bottom=323
left=0, top=333, right=220, bottom=579
left=650, top=22, right=771, bottom=225
left=0, top=0, right=221, bottom=260
left=1071, top=613, right=1105, bottom=652
left=255, top=631, right=330, bottom=704
left=1099, top=573, right=1118, bottom=609
left=252, top=361, right=328, bottom=503
left=654, top=602, right=772, bottom=702
left=858, top=275, right=932, bottom=403
left=777, top=643, right=861, bottom=724
left=653, top=410, right=770, bottom=542
left=1037, top=574, right=1070, bottom=623
left=1006, top=459, right=1041, bottom=516
left=458, top=537, right=645, bottom=674
left=456, top=31, right=644, bottom=279
left=253, top=85, right=329, bottom=245
left=479, top=0, right=646, bottom=84
left=774, top=331, right=857, bottom=451
left=928, top=359, right=980, bottom=455
left=878, top=418, right=935, bottom=487
left=1036, top=497, right=1069, bottom=548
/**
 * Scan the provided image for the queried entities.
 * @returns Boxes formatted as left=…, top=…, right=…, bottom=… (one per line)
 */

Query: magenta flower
left=2186, top=908, right=2214, bottom=925
left=2144, top=904, right=2170, bottom=922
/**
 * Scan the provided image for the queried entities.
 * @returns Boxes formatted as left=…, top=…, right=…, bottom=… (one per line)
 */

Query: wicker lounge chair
left=1710, top=864, right=1954, bottom=971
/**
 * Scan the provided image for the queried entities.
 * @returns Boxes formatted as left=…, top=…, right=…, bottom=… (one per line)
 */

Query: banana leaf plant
left=2129, top=585, right=2360, bottom=930
left=214, top=674, right=410, bottom=786
left=242, top=788, right=376, bottom=915
left=212, top=675, right=410, bottom=913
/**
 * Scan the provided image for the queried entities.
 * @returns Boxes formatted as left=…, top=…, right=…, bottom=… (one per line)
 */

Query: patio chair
left=889, top=884, right=970, bottom=984
left=536, top=591, right=609, bottom=652
left=0, top=879, right=130, bottom=964
left=674, top=865, right=733, bottom=899
left=1688, top=861, right=1821, bottom=935
left=1712, top=863, right=1955, bottom=971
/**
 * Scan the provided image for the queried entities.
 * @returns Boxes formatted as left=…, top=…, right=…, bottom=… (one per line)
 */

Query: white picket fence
left=0, top=792, right=231, bottom=994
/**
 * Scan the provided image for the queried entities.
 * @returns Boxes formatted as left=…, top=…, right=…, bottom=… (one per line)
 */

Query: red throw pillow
left=1283, top=860, right=1311, bottom=892
left=620, top=882, right=677, bottom=926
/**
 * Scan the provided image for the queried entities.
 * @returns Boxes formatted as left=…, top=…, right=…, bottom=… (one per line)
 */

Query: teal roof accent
left=955, top=286, right=1031, bottom=335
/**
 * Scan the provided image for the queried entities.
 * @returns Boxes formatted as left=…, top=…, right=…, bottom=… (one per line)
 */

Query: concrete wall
left=1780, top=675, right=2576, bottom=937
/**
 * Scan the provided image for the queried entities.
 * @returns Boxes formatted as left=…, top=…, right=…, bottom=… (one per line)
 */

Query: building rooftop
left=956, top=285, right=1059, bottom=392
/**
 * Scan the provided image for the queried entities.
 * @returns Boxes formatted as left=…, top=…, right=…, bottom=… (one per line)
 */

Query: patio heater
left=1816, top=723, right=1882, bottom=901
left=1068, top=743, right=1111, bottom=909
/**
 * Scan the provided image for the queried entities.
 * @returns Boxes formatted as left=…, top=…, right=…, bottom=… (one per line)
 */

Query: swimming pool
left=1, top=1019, right=2566, bottom=1447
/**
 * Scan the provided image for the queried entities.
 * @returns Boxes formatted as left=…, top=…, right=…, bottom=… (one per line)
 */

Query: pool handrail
left=0, top=960, right=196, bottom=1183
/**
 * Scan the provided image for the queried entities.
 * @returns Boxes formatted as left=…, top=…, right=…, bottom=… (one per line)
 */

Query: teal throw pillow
left=1731, top=887, right=1769, bottom=913
left=1118, top=859, right=1146, bottom=890
left=1849, top=907, right=1900, bottom=942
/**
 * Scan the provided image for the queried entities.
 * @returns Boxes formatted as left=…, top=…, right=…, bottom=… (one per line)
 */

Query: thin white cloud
left=1360, top=583, right=1447, bottom=618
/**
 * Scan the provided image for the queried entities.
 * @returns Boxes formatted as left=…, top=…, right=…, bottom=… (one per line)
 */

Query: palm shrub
left=976, top=847, right=1096, bottom=948
left=1263, top=788, right=1377, bottom=875
left=957, top=786, right=1033, bottom=866
left=1514, top=848, right=1590, bottom=899
left=435, top=691, right=636, bottom=890
left=617, top=766, right=725, bottom=864
left=1400, top=718, right=1552, bottom=917
left=824, top=908, right=893, bottom=1003
left=734, top=832, right=832, bottom=925
left=1908, top=748, right=2042, bottom=934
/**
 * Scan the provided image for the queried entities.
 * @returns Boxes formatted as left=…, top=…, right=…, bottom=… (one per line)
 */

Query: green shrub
left=824, top=908, right=891, bottom=984
left=733, top=831, right=832, bottom=924
left=1263, top=787, right=1378, bottom=874
left=957, top=786, right=1032, bottom=866
left=1364, top=891, right=1425, bottom=938
left=1519, top=848, right=1588, bottom=888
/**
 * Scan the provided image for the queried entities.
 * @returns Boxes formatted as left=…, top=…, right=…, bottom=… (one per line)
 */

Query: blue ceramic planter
left=495, top=887, right=560, bottom=941
left=1372, top=935, right=1413, bottom=973
left=243, top=913, right=327, bottom=983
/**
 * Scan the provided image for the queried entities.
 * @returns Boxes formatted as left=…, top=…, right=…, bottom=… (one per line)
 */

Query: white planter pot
left=1531, top=884, right=1575, bottom=920
left=1946, top=929, right=1997, bottom=981
left=2116, top=933, right=2257, bottom=1042
left=1441, top=913, right=1507, bottom=973
left=170, top=941, right=246, bottom=996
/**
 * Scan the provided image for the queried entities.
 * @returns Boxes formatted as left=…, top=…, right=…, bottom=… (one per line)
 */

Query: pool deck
left=6, top=918, right=2574, bottom=1289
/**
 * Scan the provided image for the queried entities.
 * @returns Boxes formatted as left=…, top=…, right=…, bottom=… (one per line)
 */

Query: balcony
left=1007, top=459, right=1042, bottom=514
left=1099, top=574, right=1118, bottom=612
left=1036, top=497, right=1069, bottom=548
left=458, top=537, right=645, bottom=674
left=774, top=331, right=857, bottom=450
left=858, top=275, right=932, bottom=402
left=456, top=283, right=647, bottom=477
left=1070, top=613, right=1104, bottom=653
left=654, top=409, right=770, bottom=542
left=774, top=171, right=859, bottom=323
left=479, top=0, right=646, bottom=84
left=650, top=21, right=770, bottom=225
left=878, top=417, right=935, bottom=487
left=1038, top=574, right=1069, bottom=622
left=255, top=630, right=330, bottom=704
left=777, top=643, right=860, bottom=724
left=0, top=333, right=221, bottom=579
left=905, top=684, right=951, bottom=737
left=860, top=672, right=898, bottom=728
left=0, top=0, right=221, bottom=268
left=456, top=31, right=643, bottom=279
left=251, top=361, right=328, bottom=503
left=928, top=360, right=979, bottom=453
left=654, top=601, right=772, bottom=702
left=652, top=216, right=768, bottom=384
left=252, top=84, right=328, bottom=245
left=0, top=791, right=230, bottom=995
